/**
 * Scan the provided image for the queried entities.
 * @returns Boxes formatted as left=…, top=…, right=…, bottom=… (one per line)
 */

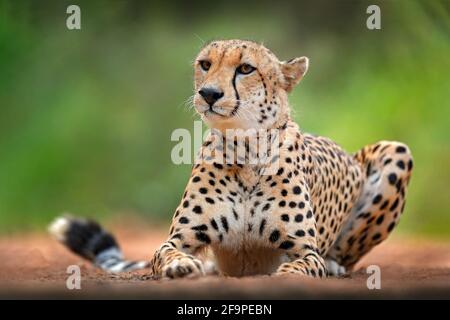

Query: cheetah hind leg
left=326, top=141, right=413, bottom=274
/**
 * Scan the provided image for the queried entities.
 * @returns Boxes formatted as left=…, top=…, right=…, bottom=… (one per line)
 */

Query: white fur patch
left=325, top=258, right=346, bottom=277
left=48, top=216, right=71, bottom=242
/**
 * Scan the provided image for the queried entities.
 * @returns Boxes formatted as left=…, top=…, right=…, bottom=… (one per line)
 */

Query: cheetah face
left=193, top=40, right=309, bottom=132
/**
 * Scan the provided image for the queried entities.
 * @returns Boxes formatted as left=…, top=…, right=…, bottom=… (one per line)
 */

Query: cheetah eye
left=199, top=60, right=211, bottom=71
left=237, top=63, right=255, bottom=75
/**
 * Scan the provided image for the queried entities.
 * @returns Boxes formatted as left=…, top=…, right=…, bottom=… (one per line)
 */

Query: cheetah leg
left=276, top=246, right=327, bottom=278
left=326, top=141, right=413, bottom=273
left=150, top=158, right=240, bottom=279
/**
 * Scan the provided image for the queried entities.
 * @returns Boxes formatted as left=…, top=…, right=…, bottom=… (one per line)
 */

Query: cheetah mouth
left=203, top=105, right=235, bottom=118
left=206, top=108, right=226, bottom=117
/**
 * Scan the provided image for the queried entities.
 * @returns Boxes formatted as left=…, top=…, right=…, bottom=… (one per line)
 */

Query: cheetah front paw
left=275, top=262, right=307, bottom=277
left=275, top=262, right=325, bottom=278
left=162, top=256, right=205, bottom=279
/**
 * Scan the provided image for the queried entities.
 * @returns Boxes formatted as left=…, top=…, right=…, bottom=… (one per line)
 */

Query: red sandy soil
left=1, top=223, right=450, bottom=299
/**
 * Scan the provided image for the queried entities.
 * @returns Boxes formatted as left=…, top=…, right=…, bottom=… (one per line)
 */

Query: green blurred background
left=0, top=0, right=449, bottom=236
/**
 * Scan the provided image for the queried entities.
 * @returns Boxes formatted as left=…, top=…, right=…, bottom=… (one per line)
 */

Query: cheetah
left=49, top=39, right=413, bottom=279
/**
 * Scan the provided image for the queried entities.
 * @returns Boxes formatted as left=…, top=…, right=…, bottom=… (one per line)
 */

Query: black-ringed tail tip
left=48, top=215, right=150, bottom=273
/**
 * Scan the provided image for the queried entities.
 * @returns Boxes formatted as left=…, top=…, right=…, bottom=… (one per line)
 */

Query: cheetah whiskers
left=180, top=94, right=199, bottom=119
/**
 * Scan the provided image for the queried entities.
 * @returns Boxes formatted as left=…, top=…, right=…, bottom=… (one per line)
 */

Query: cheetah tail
left=48, top=214, right=150, bottom=273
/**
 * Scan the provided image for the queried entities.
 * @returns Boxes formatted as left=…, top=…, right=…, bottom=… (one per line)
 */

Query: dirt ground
left=1, top=224, right=450, bottom=299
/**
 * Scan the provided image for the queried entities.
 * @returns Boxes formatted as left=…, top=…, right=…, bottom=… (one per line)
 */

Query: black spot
left=289, top=201, right=297, bottom=208
left=269, top=230, right=280, bottom=243
left=210, top=219, right=219, bottom=230
left=295, top=214, right=303, bottom=223
left=293, top=186, right=301, bottom=194
left=199, top=188, right=208, bottom=194
left=171, top=233, right=182, bottom=240
left=372, top=194, right=382, bottom=205
left=192, top=176, right=201, bottom=183
left=213, top=163, right=224, bottom=170
left=306, top=210, right=313, bottom=219
left=259, top=219, right=267, bottom=235
left=195, top=232, right=211, bottom=244
left=388, top=173, right=397, bottom=185
left=205, top=197, right=215, bottom=204
left=319, top=227, right=325, bottom=234
left=279, top=241, right=295, bottom=250
left=396, top=160, right=405, bottom=170
left=220, top=216, right=229, bottom=232
left=376, top=215, right=385, bottom=225
left=295, top=230, right=305, bottom=237
left=298, top=202, right=305, bottom=209
left=279, top=201, right=286, bottom=207
left=208, top=180, right=215, bottom=186
left=380, top=200, right=389, bottom=210
left=192, top=205, right=203, bottom=214
left=396, top=146, right=407, bottom=153
left=308, top=228, right=315, bottom=237
left=372, top=233, right=382, bottom=240
left=281, top=189, right=288, bottom=197
left=387, top=222, right=396, bottom=232
left=366, top=162, right=372, bottom=177
left=389, top=198, right=399, bottom=211
left=281, top=214, right=289, bottom=222
left=262, top=203, right=271, bottom=211
left=183, top=200, right=189, bottom=208
left=347, top=236, right=355, bottom=245
left=191, top=224, right=208, bottom=231
left=179, top=217, right=189, bottom=224
left=407, top=159, right=413, bottom=171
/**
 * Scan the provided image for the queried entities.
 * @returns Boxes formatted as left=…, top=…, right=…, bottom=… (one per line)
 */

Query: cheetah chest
left=209, top=166, right=289, bottom=276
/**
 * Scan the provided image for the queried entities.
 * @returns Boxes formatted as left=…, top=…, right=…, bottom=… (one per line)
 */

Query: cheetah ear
left=280, top=56, right=309, bottom=92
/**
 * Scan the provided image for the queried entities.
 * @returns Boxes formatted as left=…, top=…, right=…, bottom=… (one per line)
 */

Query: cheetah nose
left=199, top=87, right=224, bottom=106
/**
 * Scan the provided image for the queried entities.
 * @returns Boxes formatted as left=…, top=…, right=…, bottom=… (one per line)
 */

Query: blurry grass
left=0, top=0, right=449, bottom=236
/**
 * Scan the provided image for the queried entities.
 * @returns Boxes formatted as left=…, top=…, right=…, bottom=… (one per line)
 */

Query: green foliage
left=0, top=0, right=449, bottom=236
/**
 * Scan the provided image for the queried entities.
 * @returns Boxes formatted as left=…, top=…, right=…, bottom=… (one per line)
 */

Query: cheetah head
left=193, top=39, right=308, bottom=132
